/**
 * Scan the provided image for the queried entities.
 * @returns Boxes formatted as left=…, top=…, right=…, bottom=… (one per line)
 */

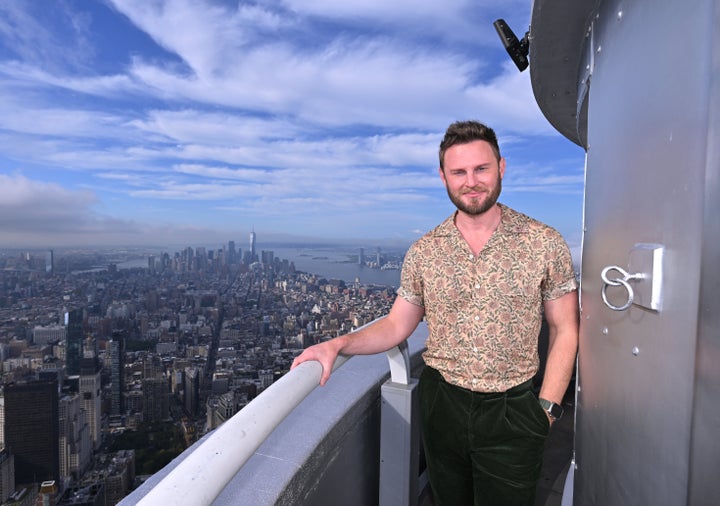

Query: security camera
left=493, top=19, right=530, bottom=72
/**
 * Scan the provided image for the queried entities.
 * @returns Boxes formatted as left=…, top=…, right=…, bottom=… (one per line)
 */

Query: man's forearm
left=330, top=295, right=424, bottom=357
left=540, top=291, right=579, bottom=405
left=291, top=296, right=424, bottom=386
left=334, top=314, right=414, bottom=356
left=539, top=327, right=578, bottom=405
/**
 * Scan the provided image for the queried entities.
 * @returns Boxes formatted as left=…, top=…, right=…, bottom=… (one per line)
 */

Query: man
left=292, top=120, right=578, bottom=505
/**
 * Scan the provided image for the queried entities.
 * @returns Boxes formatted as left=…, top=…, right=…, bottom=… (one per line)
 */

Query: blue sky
left=0, top=0, right=585, bottom=251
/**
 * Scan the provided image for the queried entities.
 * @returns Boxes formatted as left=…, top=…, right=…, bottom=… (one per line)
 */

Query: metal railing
left=131, top=325, right=419, bottom=505
left=134, top=354, right=350, bottom=505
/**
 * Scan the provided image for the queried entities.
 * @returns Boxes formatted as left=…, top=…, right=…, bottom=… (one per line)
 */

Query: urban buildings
left=4, top=379, right=60, bottom=486
left=0, top=238, right=401, bottom=503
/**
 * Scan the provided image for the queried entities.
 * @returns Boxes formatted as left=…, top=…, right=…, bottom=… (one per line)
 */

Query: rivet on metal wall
left=632, top=347, right=640, bottom=356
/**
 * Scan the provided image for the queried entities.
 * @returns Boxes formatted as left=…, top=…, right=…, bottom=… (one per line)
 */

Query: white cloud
left=0, top=1, right=95, bottom=71
left=0, top=173, right=246, bottom=247
left=0, top=1, right=585, bottom=247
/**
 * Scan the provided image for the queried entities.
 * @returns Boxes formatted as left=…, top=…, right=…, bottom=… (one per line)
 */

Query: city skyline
left=0, top=232, right=400, bottom=502
left=0, top=1, right=585, bottom=250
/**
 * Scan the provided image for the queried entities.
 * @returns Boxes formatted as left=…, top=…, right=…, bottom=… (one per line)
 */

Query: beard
left=446, top=177, right=502, bottom=216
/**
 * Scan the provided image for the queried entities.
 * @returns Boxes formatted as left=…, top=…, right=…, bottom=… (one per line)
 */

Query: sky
left=0, top=0, right=586, bottom=252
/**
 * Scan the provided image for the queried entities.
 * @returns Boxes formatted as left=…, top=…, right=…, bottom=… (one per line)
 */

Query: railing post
left=380, top=340, right=420, bottom=506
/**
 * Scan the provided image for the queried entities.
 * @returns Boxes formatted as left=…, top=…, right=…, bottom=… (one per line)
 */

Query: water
left=272, top=247, right=401, bottom=287
left=116, top=246, right=403, bottom=287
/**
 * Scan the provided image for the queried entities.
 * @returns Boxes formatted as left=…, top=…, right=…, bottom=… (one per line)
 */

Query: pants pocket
left=418, top=367, right=442, bottom=422
left=505, top=390, right=550, bottom=438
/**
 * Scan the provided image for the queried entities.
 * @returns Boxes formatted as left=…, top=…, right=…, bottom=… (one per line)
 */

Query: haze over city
left=0, top=0, right=585, bottom=250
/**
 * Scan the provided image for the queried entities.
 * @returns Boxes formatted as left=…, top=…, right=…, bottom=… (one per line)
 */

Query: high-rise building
left=32, top=325, right=66, bottom=346
left=227, top=241, right=236, bottom=265
left=195, top=247, right=207, bottom=271
left=4, top=379, right=60, bottom=486
left=261, top=250, right=274, bottom=265
left=79, top=357, right=102, bottom=451
left=184, top=367, right=200, bottom=417
left=142, top=378, right=169, bottom=422
left=358, top=248, right=364, bottom=266
left=249, top=229, right=256, bottom=263
left=0, top=448, right=14, bottom=503
left=64, top=309, right=84, bottom=376
left=109, top=333, right=125, bottom=417
left=45, top=250, right=54, bottom=274
left=58, top=393, right=91, bottom=480
left=146, top=290, right=159, bottom=312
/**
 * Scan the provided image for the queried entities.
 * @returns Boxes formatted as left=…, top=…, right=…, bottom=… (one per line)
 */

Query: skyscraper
left=4, top=379, right=60, bottom=485
left=228, top=241, right=236, bottom=265
left=249, top=229, right=256, bottom=263
left=184, top=367, right=200, bottom=417
left=142, top=378, right=169, bottom=422
left=45, top=250, right=53, bottom=274
left=58, top=392, right=91, bottom=480
left=80, top=357, right=102, bottom=451
left=261, top=250, right=274, bottom=265
left=109, top=332, right=125, bottom=417
left=0, top=398, right=3, bottom=448
left=64, top=308, right=83, bottom=376
left=0, top=449, right=13, bottom=503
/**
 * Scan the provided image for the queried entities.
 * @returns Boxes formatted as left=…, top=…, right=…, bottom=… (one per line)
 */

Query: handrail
left=133, top=326, right=414, bottom=505
left=135, top=354, right=350, bottom=506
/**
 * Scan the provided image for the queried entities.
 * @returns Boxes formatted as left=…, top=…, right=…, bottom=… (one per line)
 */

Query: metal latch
left=601, top=244, right=664, bottom=312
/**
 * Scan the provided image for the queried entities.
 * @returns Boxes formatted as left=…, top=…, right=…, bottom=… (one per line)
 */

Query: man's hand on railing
left=291, top=337, right=347, bottom=386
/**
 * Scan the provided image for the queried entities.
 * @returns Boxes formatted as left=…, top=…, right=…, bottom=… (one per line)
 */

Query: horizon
left=1, top=235, right=582, bottom=272
left=0, top=1, right=585, bottom=251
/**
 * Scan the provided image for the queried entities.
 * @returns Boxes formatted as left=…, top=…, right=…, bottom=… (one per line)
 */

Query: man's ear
left=438, top=166, right=447, bottom=186
left=499, top=157, right=506, bottom=179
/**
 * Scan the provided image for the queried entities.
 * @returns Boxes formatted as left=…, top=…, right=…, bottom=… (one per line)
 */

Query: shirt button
left=474, top=283, right=480, bottom=289
left=472, top=378, right=477, bottom=385
left=468, top=254, right=474, bottom=260
left=473, top=347, right=478, bottom=353
left=474, top=316, right=480, bottom=321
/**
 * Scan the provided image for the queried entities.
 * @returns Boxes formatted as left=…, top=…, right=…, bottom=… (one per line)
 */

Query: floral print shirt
left=398, top=203, right=577, bottom=392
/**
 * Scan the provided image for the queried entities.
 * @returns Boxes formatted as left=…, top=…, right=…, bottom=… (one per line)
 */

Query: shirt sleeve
left=541, top=229, right=578, bottom=301
left=398, top=242, right=425, bottom=307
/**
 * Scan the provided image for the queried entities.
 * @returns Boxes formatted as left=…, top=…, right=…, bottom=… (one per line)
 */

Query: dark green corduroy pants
left=419, top=367, right=550, bottom=506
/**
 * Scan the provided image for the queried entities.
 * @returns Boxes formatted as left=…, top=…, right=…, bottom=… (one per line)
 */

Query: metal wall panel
left=688, top=4, right=720, bottom=504
left=576, top=0, right=716, bottom=504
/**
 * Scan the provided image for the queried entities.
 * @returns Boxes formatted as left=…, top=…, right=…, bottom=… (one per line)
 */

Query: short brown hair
left=439, top=121, right=501, bottom=170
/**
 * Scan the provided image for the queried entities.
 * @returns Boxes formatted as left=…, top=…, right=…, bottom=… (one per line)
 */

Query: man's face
left=439, top=140, right=505, bottom=216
